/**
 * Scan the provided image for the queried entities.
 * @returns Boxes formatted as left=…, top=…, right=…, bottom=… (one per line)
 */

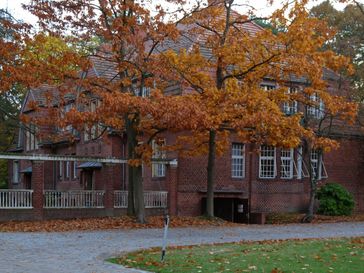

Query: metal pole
left=161, top=214, right=170, bottom=262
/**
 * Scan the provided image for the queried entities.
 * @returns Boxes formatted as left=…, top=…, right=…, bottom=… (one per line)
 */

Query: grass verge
left=109, top=237, right=364, bottom=273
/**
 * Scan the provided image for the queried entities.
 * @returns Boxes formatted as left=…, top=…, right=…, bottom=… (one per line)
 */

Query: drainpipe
left=248, top=144, right=254, bottom=224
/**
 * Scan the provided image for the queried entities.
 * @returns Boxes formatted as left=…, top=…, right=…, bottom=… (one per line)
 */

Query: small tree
left=317, top=183, right=355, bottom=216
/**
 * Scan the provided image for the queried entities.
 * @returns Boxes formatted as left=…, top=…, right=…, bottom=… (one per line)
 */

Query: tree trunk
left=133, top=164, right=146, bottom=223
left=302, top=147, right=321, bottom=223
left=126, top=118, right=135, bottom=216
left=127, top=165, right=135, bottom=216
left=125, top=115, right=146, bottom=223
left=307, top=184, right=317, bottom=218
left=302, top=177, right=317, bottom=223
left=205, top=129, right=216, bottom=219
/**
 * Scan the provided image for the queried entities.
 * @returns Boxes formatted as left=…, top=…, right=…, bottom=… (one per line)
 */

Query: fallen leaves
left=266, top=213, right=364, bottom=225
left=0, top=216, right=238, bottom=232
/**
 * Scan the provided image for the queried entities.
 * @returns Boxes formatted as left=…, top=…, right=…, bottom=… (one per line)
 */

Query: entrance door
left=24, top=174, right=32, bottom=189
left=83, top=171, right=94, bottom=190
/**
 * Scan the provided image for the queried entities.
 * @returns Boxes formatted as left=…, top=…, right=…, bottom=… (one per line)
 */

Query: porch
left=0, top=189, right=168, bottom=221
left=0, top=153, right=178, bottom=221
left=0, top=189, right=167, bottom=209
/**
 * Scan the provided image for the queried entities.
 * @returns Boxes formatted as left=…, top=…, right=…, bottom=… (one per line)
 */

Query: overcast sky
left=0, top=0, right=348, bottom=26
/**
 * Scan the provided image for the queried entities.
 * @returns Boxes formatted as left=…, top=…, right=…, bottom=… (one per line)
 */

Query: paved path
left=0, top=222, right=363, bottom=273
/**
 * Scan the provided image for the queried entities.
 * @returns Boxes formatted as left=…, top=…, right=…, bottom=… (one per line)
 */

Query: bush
left=317, top=183, right=355, bottom=216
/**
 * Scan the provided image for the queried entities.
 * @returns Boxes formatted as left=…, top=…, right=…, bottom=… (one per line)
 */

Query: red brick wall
left=171, top=138, right=364, bottom=216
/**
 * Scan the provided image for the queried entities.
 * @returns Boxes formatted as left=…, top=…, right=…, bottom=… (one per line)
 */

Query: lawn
left=109, top=237, right=364, bottom=273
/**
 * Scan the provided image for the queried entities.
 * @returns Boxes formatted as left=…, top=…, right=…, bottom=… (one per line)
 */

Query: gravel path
left=0, top=222, right=363, bottom=273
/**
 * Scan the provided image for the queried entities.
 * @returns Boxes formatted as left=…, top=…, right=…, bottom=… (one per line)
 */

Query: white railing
left=114, top=191, right=128, bottom=208
left=144, top=191, right=168, bottom=208
left=114, top=191, right=168, bottom=208
left=0, top=190, right=33, bottom=209
left=44, top=190, right=105, bottom=208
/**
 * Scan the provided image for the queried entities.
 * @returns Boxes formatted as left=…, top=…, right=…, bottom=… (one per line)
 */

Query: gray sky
left=0, top=0, right=349, bottom=25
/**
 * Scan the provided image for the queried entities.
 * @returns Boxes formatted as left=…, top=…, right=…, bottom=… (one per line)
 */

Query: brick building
left=4, top=17, right=364, bottom=224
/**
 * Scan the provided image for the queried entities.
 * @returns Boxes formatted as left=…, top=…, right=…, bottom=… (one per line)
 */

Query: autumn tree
left=22, top=0, right=206, bottom=223
left=0, top=9, right=27, bottom=188
left=311, top=1, right=364, bottom=101
left=160, top=0, right=357, bottom=218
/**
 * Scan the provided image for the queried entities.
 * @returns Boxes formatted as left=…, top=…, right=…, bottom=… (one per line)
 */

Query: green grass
left=108, top=237, right=364, bottom=273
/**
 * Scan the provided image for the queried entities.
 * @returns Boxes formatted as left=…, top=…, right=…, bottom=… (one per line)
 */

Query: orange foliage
left=1, top=0, right=358, bottom=160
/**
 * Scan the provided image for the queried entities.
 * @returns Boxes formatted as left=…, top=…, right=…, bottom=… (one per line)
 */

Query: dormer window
left=84, top=99, right=101, bottom=141
left=134, top=86, right=151, bottom=97
left=308, top=93, right=324, bottom=119
left=25, top=124, right=38, bottom=151
left=260, top=84, right=276, bottom=91
left=283, top=87, right=298, bottom=115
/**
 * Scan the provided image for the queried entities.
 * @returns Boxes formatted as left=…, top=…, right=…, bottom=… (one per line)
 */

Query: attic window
left=308, top=93, right=324, bottom=119
left=260, top=84, right=276, bottom=91
left=25, top=124, right=38, bottom=151
left=283, top=87, right=298, bottom=115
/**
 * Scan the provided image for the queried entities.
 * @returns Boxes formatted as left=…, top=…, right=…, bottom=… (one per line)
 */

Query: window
left=59, top=161, right=63, bottom=180
left=280, top=148, right=293, bottom=179
left=283, top=87, right=298, bottom=115
left=25, top=125, right=38, bottom=151
left=90, top=124, right=97, bottom=139
left=152, top=139, right=166, bottom=178
left=73, top=162, right=77, bottom=179
left=260, top=84, right=276, bottom=91
left=13, top=161, right=19, bottom=184
left=134, top=86, right=151, bottom=97
left=310, top=149, right=328, bottom=180
left=84, top=99, right=101, bottom=141
left=259, top=146, right=276, bottom=179
left=231, top=143, right=245, bottom=178
left=65, top=161, right=70, bottom=179
left=308, top=93, right=324, bottom=119
left=84, top=125, right=90, bottom=142
left=63, top=103, right=73, bottom=131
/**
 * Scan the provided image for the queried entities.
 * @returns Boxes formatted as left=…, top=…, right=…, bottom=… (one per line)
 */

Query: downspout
left=248, top=144, right=254, bottom=224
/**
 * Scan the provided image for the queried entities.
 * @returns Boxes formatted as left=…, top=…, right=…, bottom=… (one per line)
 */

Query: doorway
left=83, top=170, right=94, bottom=190
left=24, top=174, right=32, bottom=189
left=201, top=197, right=249, bottom=223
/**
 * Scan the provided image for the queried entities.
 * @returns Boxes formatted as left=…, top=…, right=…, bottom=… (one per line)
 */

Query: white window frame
left=134, top=86, right=151, bottom=97
left=293, top=147, right=309, bottom=179
left=90, top=100, right=100, bottom=140
left=260, top=84, right=276, bottom=91
left=231, top=143, right=245, bottom=178
left=152, top=139, right=166, bottom=178
left=65, top=161, right=70, bottom=179
left=280, top=148, right=294, bottom=179
left=259, top=146, right=276, bottom=179
left=59, top=161, right=63, bottom=180
left=25, top=125, right=38, bottom=151
left=64, top=103, right=73, bottom=131
left=308, top=93, right=324, bottom=119
left=283, top=87, right=298, bottom=115
left=141, top=87, right=151, bottom=97
left=73, top=161, right=77, bottom=179
left=310, top=150, right=328, bottom=180
left=13, top=161, right=19, bottom=184
left=84, top=125, right=90, bottom=142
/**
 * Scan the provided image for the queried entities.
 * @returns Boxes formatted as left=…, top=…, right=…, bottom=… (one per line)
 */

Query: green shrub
left=317, top=183, right=355, bottom=216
